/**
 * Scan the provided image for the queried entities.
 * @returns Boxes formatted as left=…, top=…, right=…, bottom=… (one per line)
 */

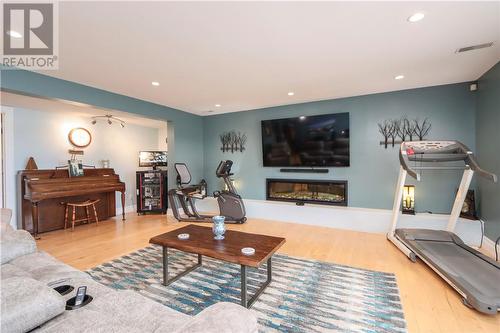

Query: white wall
left=158, top=123, right=168, bottom=152
left=1, top=107, right=16, bottom=228
left=10, top=107, right=165, bottom=225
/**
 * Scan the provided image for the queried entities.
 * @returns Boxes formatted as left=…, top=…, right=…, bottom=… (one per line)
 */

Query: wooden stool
left=62, top=200, right=100, bottom=231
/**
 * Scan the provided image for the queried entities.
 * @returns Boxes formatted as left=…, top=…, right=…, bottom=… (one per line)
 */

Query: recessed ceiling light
left=394, top=75, right=405, bottom=80
left=7, top=30, right=22, bottom=38
left=407, top=12, right=425, bottom=23
left=215, top=104, right=221, bottom=107
left=151, top=81, right=160, bottom=86
left=288, top=92, right=295, bottom=96
left=299, top=116, right=306, bottom=120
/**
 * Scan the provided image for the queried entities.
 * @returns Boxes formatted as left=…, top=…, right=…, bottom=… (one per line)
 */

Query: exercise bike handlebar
left=215, top=160, right=233, bottom=178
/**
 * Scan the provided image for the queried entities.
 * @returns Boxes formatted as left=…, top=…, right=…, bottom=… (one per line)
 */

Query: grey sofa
left=0, top=209, right=258, bottom=333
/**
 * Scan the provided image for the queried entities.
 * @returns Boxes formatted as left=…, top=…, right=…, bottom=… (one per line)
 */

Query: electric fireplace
left=266, top=179, right=347, bottom=206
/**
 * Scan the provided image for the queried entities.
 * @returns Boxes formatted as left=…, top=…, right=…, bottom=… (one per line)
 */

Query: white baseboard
left=192, top=198, right=484, bottom=247
left=117, top=205, right=136, bottom=214
left=167, top=198, right=500, bottom=260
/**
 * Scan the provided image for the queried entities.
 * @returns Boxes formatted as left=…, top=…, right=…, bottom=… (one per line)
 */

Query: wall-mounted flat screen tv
left=139, top=151, right=168, bottom=167
left=261, top=113, right=349, bottom=167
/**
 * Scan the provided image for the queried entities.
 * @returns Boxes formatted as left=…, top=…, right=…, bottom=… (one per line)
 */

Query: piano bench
left=61, top=200, right=101, bottom=231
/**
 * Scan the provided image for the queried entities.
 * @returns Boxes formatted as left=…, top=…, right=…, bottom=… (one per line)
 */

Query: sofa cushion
left=0, top=229, right=37, bottom=264
left=9, top=251, right=89, bottom=282
left=35, top=307, right=146, bottom=333
left=0, top=263, right=33, bottom=280
left=174, top=302, right=258, bottom=333
left=96, top=290, right=189, bottom=330
left=1, top=277, right=66, bottom=333
left=36, top=290, right=189, bottom=333
left=0, top=208, right=13, bottom=234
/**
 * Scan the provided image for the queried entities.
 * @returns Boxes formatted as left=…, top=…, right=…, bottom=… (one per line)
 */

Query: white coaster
left=177, top=233, right=190, bottom=240
left=241, top=247, right=255, bottom=256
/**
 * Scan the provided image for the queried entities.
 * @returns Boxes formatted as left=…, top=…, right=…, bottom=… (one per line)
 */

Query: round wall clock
left=68, top=127, right=92, bottom=148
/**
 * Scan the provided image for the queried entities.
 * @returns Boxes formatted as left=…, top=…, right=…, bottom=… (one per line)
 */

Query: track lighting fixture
left=90, top=114, right=126, bottom=128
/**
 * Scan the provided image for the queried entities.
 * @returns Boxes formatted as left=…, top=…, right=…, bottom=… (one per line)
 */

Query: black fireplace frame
left=266, top=178, right=348, bottom=206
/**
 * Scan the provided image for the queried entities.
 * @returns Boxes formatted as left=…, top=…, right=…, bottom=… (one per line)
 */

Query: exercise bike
left=168, top=160, right=247, bottom=224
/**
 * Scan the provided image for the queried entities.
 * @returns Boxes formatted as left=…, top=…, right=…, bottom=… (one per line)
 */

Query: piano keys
left=18, top=168, right=126, bottom=237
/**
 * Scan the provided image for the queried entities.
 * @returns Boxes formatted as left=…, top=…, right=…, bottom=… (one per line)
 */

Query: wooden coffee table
left=149, top=224, right=286, bottom=308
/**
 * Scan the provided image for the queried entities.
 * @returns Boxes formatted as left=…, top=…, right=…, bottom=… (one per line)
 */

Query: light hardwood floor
left=36, top=213, right=500, bottom=333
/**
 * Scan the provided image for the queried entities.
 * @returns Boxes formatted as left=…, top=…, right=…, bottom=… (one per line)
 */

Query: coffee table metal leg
left=241, top=257, right=273, bottom=308
left=162, top=247, right=202, bottom=286
left=163, top=246, right=169, bottom=285
left=241, top=265, right=247, bottom=307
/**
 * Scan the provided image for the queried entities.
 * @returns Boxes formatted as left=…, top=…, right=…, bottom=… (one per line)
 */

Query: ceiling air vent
left=456, top=42, right=494, bottom=53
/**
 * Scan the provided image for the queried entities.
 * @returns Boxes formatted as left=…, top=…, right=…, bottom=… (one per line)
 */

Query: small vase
left=212, top=215, right=226, bottom=240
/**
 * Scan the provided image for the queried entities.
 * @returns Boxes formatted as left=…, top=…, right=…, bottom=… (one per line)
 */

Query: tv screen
left=261, top=113, right=349, bottom=167
left=139, top=151, right=168, bottom=167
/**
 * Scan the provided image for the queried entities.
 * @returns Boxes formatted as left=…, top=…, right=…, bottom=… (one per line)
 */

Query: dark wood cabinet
left=136, top=170, right=168, bottom=214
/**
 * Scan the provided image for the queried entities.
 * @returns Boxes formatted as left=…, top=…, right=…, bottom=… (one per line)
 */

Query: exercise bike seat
left=191, top=192, right=206, bottom=199
left=176, top=185, right=206, bottom=199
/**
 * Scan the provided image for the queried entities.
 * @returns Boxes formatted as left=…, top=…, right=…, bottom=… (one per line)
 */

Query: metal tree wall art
left=219, top=132, right=231, bottom=151
left=402, top=117, right=417, bottom=141
left=388, top=119, right=399, bottom=147
left=397, top=118, right=409, bottom=141
left=413, top=118, right=432, bottom=140
left=378, top=117, right=431, bottom=148
left=235, top=132, right=247, bottom=152
left=219, top=131, right=247, bottom=153
left=378, top=120, right=393, bottom=148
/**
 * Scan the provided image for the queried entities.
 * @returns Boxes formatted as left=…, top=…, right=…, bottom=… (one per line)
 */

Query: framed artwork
left=68, top=160, right=84, bottom=177
left=460, top=189, right=477, bottom=220
left=139, top=151, right=167, bottom=167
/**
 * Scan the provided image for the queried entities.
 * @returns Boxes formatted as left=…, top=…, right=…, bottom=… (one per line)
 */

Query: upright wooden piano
left=18, top=168, right=126, bottom=237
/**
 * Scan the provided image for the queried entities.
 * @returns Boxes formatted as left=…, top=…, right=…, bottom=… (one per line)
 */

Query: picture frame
left=138, top=151, right=168, bottom=167
left=460, top=189, right=477, bottom=220
left=68, top=160, right=84, bottom=177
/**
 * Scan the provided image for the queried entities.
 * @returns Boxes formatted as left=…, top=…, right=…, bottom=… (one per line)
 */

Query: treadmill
left=387, top=140, right=500, bottom=315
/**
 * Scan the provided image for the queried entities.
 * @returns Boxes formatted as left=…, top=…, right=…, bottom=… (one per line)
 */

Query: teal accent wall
left=0, top=69, right=204, bottom=188
left=2, top=68, right=487, bottom=221
left=203, top=83, right=477, bottom=212
left=476, top=61, right=500, bottom=239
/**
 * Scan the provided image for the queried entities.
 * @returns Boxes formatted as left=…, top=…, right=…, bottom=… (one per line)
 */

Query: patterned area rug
left=87, top=245, right=407, bottom=333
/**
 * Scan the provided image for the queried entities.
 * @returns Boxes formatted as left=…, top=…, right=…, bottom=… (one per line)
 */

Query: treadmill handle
left=449, top=141, right=497, bottom=183
left=399, top=144, right=498, bottom=183
left=465, top=155, right=498, bottom=183
left=472, top=165, right=497, bottom=183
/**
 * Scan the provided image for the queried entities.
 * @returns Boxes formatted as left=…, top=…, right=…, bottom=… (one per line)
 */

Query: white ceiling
left=39, top=1, right=500, bottom=115
left=1, top=91, right=167, bottom=129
